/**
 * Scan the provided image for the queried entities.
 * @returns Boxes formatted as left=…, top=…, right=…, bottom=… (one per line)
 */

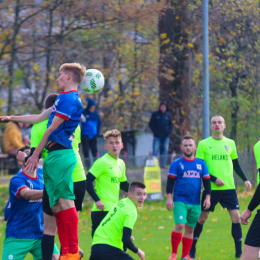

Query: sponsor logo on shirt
left=225, top=145, right=229, bottom=151
left=29, top=199, right=42, bottom=203
left=183, top=171, right=200, bottom=178
left=102, top=207, right=118, bottom=226
left=212, top=154, right=228, bottom=160
left=111, top=177, right=121, bottom=183
left=69, top=135, right=74, bottom=141
left=55, top=99, right=60, bottom=106
left=196, top=164, right=202, bottom=170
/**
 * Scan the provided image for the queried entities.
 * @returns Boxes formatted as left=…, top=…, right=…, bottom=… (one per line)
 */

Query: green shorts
left=43, top=149, right=77, bottom=208
left=2, top=237, right=60, bottom=260
left=173, top=201, right=201, bottom=228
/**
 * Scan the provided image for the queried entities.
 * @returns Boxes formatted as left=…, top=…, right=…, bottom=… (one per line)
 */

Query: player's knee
left=229, top=210, right=240, bottom=223
left=174, top=224, right=185, bottom=232
left=198, top=211, right=209, bottom=224
left=185, top=225, right=194, bottom=235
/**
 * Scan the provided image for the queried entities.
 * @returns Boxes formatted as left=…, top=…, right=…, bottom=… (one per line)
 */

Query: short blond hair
left=59, top=63, right=86, bottom=84
left=103, top=129, right=121, bottom=140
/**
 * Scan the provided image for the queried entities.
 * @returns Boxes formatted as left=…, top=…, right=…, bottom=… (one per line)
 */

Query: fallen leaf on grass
left=158, top=226, right=165, bottom=229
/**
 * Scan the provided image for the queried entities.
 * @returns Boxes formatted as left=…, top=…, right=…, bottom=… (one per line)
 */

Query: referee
left=189, top=115, right=251, bottom=259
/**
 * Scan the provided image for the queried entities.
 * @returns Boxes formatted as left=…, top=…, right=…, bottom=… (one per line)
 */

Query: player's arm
left=19, top=187, right=43, bottom=200
left=166, top=169, right=176, bottom=211
left=25, top=116, right=65, bottom=172
left=86, top=172, right=101, bottom=202
left=0, top=107, right=52, bottom=124
left=122, top=227, right=139, bottom=253
left=120, top=181, right=130, bottom=192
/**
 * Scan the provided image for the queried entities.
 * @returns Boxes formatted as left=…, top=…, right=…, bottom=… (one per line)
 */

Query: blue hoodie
left=81, top=99, right=101, bottom=139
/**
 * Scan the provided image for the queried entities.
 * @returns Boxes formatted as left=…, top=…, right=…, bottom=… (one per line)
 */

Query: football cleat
left=66, top=248, right=84, bottom=260
left=168, top=253, right=177, bottom=260
left=181, top=255, right=192, bottom=260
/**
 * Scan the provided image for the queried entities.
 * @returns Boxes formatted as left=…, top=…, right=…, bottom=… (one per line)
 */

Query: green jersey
left=30, top=121, right=85, bottom=182
left=92, top=198, right=137, bottom=250
left=89, top=153, right=127, bottom=211
left=196, top=136, right=238, bottom=190
left=254, top=141, right=260, bottom=185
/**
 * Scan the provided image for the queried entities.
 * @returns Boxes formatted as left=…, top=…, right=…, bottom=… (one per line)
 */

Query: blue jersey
left=48, top=91, right=82, bottom=149
left=168, top=156, right=210, bottom=205
left=6, top=169, right=44, bottom=239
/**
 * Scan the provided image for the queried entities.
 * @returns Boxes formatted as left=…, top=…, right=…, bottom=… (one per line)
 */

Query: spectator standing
left=149, top=101, right=173, bottom=168
left=81, top=98, right=101, bottom=168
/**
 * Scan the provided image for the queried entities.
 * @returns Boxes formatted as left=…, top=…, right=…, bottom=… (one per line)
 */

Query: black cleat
left=189, top=251, right=196, bottom=259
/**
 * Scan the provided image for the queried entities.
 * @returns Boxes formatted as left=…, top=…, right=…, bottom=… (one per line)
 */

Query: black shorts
left=245, top=210, right=260, bottom=247
left=91, top=211, right=109, bottom=237
left=43, top=180, right=86, bottom=216
left=201, top=189, right=239, bottom=212
left=89, top=244, right=134, bottom=260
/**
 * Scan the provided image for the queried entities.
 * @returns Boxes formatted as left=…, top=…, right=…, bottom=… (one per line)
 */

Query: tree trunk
left=158, top=0, right=191, bottom=154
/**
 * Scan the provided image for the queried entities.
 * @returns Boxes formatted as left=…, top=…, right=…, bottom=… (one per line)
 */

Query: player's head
left=181, top=135, right=196, bottom=158
left=210, top=115, right=226, bottom=134
left=128, top=181, right=147, bottom=207
left=16, top=144, right=30, bottom=166
left=44, top=93, right=59, bottom=109
left=57, top=63, right=86, bottom=90
left=104, top=129, right=123, bottom=157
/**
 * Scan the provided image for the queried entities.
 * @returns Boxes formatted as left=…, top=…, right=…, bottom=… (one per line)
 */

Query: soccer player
left=89, top=181, right=146, bottom=260
left=240, top=182, right=260, bottom=260
left=166, top=135, right=211, bottom=260
left=2, top=144, right=59, bottom=260
left=1, top=63, right=86, bottom=260
left=189, top=115, right=252, bottom=259
left=86, top=129, right=130, bottom=237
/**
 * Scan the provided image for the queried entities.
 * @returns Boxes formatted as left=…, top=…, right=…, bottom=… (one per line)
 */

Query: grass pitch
left=0, top=184, right=257, bottom=260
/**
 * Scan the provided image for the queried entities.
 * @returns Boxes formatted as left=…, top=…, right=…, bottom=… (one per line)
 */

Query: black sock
left=41, top=234, right=55, bottom=260
left=232, top=223, right=242, bottom=256
left=190, top=222, right=203, bottom=254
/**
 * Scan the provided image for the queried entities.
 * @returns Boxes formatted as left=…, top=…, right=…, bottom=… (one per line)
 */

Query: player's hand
left=240, top=208, right=252, bottom=225
left=166, top=198, right=174, bottom=211
left=244, top=181, right=252, bottom=192
left=0, top=116, right=11, bottom=123
left=96, top=200, right=105, bottom=211
left=137, top=248, right=145, bottom=260
left=131, top=236, right=135, bottom=242
left=215, top=178, right=225, bottom=187
left=203, top=197, right=211, bottom=210
left=17, top=151, right=26, bottom=162
left=25, top=153, right=39, bottom=172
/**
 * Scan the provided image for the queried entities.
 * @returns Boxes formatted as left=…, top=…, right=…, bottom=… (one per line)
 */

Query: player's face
left=17, top=149, right=30, bottom=166
left=105, top=136, right=123, bottom=156
left=210, top=116, right=226, bottom=133
left=181, top=139, right=195, bottom=157
left=57, top=71, right=68, bottom=91
left=130, top=188, right=147, bottom=207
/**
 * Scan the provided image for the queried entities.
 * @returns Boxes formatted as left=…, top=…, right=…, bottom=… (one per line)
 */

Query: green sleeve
left=195, top=142, right=205, bottom=160
left=89, top=159, right=103, bottom=178
left=230, top=141, right=238, bottom=160
left=254, top=142, right=260, bottom=170
left=30, top=124, right=42, bottom=148
left=120, top=161, right=127, bottom=182
left=123, top=208, right=137, bottom=230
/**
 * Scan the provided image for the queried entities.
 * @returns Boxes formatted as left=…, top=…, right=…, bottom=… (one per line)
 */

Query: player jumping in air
left=189, top=115, right=252, bottom=259
left=1, top=63, right=86, bottom=260
left=86, top=129, right=130, bottom=237
left=2, top=144, right=59, bottom=260
left=166, top=135, right=211, bottom=260
left=89, top=181, right=146, bottom=260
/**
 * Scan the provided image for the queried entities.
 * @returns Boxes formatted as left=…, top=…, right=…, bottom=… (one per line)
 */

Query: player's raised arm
left=0, top=107, right=52, bottom=124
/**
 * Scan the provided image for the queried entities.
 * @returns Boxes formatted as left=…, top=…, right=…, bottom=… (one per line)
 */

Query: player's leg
left=221, top=190, right=242, bottom=258
left=91, top=211, right=109, bottom=237
left=169, top=202, right=187, bottom=260
left=190, top=190, right=221, bottom=258
left=2, top=237, right=32, bottom=260
left=241, top=209, right=260, bottom=260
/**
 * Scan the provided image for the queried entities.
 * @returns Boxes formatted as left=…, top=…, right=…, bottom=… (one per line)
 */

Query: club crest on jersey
left=69, top=135, right=74, bottom=141
left=180, top=163, right=184, bottom=170
left=27, top=180, right=33, bottom=189
left=118, top=165, right=122, bottom=172
left=196, top=164, right=202, bottom=170
left=225, top=145, right=229, bottom=151
left=55, top=99, right=60, bottom=106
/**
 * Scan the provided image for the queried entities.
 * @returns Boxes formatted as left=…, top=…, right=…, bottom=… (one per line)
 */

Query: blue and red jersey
left=47, top=90, right=82, bottom=149
left=6, top=168, right=44, bottom=239
left=168, top=156, right=210, bottom=205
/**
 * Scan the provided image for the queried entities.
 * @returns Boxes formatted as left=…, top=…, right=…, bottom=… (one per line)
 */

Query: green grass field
left=0, top=184, right=257, bottom=260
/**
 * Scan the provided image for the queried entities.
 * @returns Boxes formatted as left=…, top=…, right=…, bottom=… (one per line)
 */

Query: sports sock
left=41, top=234, right=55, bottom=260
left=190, top=222, right=203, bottom=254
left=232, top=223, right=242, bottom=256
left=171, top=231, right=182, bottom=254
left=182, top=236, right=193, bottom=257
left=55, top=211, right=69, bottom=255
left=63, top=207, right=79, bottom=254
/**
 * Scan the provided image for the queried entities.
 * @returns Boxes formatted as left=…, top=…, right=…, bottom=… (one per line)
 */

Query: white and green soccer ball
left=81, top=69, right=104, bottom=94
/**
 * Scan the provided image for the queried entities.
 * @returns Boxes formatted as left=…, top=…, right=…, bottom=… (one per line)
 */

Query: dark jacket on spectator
left=149, top=101, right=173, bottom=138
left=81, top=99, right=101, bottom=139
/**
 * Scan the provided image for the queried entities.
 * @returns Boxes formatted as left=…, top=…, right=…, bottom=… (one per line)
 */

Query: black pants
left=91, top=211, right=109, bottom=237
left=89, top=244, right=134, bottom=260
left=81, top=136, right=98, bottom=168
